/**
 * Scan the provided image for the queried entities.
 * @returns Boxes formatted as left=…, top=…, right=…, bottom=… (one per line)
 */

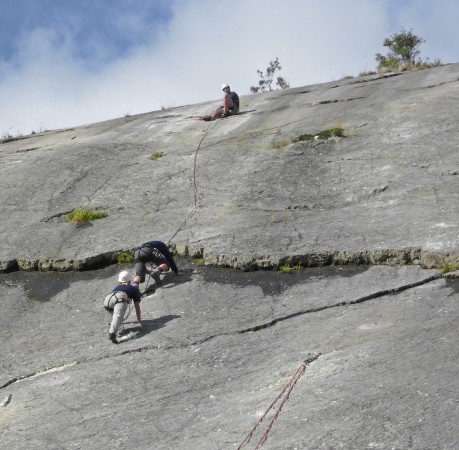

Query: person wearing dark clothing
left=104, top=270, right=142, bottom=344
left=133, top=240, right=178, bottom=287
left=199, top=83, right=240, bottom=121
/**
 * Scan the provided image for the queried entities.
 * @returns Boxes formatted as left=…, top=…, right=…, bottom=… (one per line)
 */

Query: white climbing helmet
left=221, top=83, right=230, bottom=91
left=118, top=270, right=131, bottom=283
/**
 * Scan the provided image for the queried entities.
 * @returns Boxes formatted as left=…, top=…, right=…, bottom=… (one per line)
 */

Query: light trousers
left=109, top=301, right=127, bottom=334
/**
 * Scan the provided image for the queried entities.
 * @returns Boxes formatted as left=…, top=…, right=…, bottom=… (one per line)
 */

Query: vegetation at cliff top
left=250, top=57, right=290, bottom=93
left=250, top=30, right=442, bottom=95
left=375, top=28, right=441, bottom=73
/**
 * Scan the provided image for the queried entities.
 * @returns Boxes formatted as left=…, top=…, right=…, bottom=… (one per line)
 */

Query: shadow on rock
left=151, top=268, right=195, bottom=292
left=140, top=269, right=194, bottom=297
left=121, top=314, right=180, bottom=342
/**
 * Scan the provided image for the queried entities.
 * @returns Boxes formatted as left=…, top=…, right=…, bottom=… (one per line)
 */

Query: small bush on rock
left=65, top=208, right=107, bottom=223
left=440, top=262, right=457, bottom=274
left=278, top=264, right=302, bottom=273
left=117, top=252, right=133, bottom=264
left=292, top=127, right=345, bottom=143
left=250, top=57, right=290, bottom=93
left=375, top=28, right=442, bottom=73
left=150, top=151, right=165, bottom=160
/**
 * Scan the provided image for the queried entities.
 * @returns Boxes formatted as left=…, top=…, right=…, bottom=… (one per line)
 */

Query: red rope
left=237, top=355, right=320, bottom=450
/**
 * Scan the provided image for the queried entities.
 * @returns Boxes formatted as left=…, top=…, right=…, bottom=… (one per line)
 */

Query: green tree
left=375, top=28, right=425, bottom=70
left=250, top=57, right=290, bottom=93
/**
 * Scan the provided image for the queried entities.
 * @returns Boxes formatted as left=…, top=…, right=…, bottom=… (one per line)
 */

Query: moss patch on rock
left=65, top=208, right=108, bottom=223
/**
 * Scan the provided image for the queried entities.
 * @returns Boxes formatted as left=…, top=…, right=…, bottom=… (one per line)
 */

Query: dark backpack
left=230, top=92, right=239, bottom=110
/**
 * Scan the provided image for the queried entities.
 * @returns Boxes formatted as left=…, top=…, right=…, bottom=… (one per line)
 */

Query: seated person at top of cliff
left=200, top=83, right=240, bottom=121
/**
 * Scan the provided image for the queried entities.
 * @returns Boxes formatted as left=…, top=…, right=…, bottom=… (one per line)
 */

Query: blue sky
left=1, top=0, right=458, bottom=135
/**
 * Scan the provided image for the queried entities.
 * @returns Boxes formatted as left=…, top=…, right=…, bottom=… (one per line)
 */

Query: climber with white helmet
left=103, top=270, right=142, bottom=344
left=199, top=83, right=240, bottom=121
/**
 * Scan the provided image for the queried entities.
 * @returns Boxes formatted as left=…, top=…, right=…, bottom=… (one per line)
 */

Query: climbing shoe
left=109, top=333, right=118, bottom=344
left=152, top=271, right=162, bottom=287
left=142, top=284, right=156, bottom=297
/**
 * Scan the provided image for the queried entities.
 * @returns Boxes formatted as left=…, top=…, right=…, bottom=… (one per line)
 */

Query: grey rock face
left=0, top=64, right=458, bottom=271
left=1, top=65, right=458, bottom=449
left=1, top=265, right=458, bottom=449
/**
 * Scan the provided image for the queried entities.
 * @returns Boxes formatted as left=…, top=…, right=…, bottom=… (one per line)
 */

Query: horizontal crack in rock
left=0, top=273, right=443, bottom=391
left=238, top=273, right=442, bottom=333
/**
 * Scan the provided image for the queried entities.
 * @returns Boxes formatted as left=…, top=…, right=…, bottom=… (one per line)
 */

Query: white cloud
left=0, top=0, right=457, bottom=136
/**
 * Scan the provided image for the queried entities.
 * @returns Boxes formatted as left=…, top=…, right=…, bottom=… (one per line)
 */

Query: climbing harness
left=104, top=291, right=128, bottom=311
left=237, top=355, right=320, bottom=449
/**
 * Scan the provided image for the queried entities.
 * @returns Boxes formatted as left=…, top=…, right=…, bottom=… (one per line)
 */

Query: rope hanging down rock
left=237, top=354, right=320, bottom=449
left=167, top=119, right=218, bottom=246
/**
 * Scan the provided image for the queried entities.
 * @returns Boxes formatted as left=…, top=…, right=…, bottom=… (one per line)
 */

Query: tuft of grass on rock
left=278, top=263, right=302, bottom=273
left=440, top=262, right=457, bottom=274
left=150, top=151, right=165, bottom=160
left=359, top=70, right=377, bottom=77
left=292, top=127, right=346, bottom=143
left=317, top=127, right=346, bottom=139
left=117, top=252, right=133, bottom=264
left=272, top=140, right=291, bottom=149
left=193, top=257, right=206, bottom=266
left=65, top=208, right=108, bottom=223
left=292, top=133, right=315, bottom=143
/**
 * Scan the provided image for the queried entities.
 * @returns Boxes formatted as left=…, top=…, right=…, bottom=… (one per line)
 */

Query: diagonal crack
left=238, top=273, right=442, bottom=333
left=0, top=268, right=444, bottom=390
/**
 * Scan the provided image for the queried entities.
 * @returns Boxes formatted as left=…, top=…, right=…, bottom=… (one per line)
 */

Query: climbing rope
left=167, top=119, right=218, bottom=245
left=237, top=355, right=320, bottom=449
left=144, top=271, right=151, bottom=293
left=109, top=120, right=218, bottom=338
left=120, top=119, right=216, bottom=330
